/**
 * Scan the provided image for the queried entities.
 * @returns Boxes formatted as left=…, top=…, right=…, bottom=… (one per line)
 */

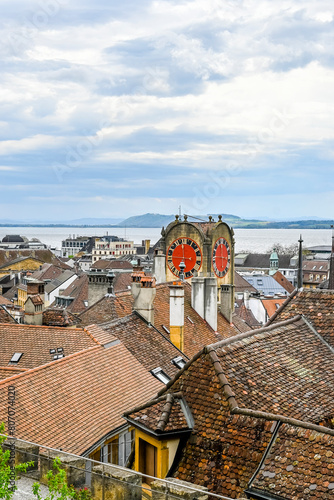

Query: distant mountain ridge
left=0, top=213, right=333, bottom=229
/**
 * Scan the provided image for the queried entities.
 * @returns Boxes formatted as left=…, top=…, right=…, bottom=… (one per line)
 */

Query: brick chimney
left=169, top=282, right=184, bottom=351
left=131, top=274, right=156, bottom=325
left=220, top=284, right=234, bottom=324
left=191, top=276, right=218, bottom=332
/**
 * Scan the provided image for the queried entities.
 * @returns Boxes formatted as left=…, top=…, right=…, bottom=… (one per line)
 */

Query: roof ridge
left=0, top=345, right=100, bottom=387
left=206, top=315, right=302, bottom=349
left=156, top=393, right=174, bottom=432
left=0, top=322, right=84, bottom=332
left=206, top=346, right=334, bottom=437
left=82, top=324, right=108, bottom=345
left=124, top=391, right=182, bottom=417
left=265, top=288, right=299, bottom=326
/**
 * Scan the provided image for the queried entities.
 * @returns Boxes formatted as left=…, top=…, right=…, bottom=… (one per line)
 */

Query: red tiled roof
left=261, top=297, right=286, bottom=319
left=92, top=259, right=133, bottom=270
left=129, top=316, right=334, bottom=497
left=0, top=295, right=12, bottom=306
left=79, top=282, right=237, bottom=358
left=98, top=313, right=185, bottom=378
left=59, top=274, right=88, bottom=314
left=28, top=295, right=44, bottom=306
left=0, top=307, right=17, bottom=324
left=268, top=289, right=334, bottom=348
left=0, top=250, right=71, bottom=270
left=250, top=423, right=334, bottom=499
left=0, top=323, right=99, bottom=369
left=43, top=308, right=81, bottom=327
left=30, top=263, right=66, bottom=281
left=0, top=366, right=28, bottom=380
left=0, top=342, right=162, bottom=454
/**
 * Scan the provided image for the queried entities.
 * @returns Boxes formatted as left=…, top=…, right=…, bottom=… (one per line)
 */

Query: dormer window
left=151, top=368, right=170, bottom=384
left=172, top=356, right=187, bottom=369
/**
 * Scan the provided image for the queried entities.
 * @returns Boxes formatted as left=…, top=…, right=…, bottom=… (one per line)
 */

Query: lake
left=0, top=227, right=331, bottom=254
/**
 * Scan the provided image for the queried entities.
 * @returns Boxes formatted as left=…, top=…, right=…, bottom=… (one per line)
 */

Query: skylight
left=172, top=356, right=187, bottom=369
left=151, top=367, right=171, bottom=385
left=10, top=353, right=23, bottom=363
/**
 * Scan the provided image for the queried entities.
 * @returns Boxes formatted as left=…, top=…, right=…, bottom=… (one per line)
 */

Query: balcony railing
left=1, top=434, right=239, bottom=500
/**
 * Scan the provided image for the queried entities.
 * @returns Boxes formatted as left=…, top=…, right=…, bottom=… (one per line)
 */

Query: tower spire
left=297, top=235, right=303, bottom=289
left=329, top=226, right=334, bottom=290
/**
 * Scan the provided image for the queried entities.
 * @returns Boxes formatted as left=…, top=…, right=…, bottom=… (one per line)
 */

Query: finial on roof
left=208, top=216, right=213, bottom=222
left=184, top=214, right=188, bottom=221
left=218, top=215, right=222, bottom=222
left=175, top=215, right=179, bottom=221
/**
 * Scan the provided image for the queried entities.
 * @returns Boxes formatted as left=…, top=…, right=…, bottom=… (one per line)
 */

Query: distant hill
left=116, top=213, right=247, bottom=228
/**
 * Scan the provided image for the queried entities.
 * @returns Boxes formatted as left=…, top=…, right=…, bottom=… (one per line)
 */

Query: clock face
left=167, top=237, right=202, bottom=279
left=212, top=237, right=231, bottom=278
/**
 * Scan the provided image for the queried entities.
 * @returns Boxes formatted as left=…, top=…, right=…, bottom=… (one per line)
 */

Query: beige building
left=92, top=237, right=135, bottom=263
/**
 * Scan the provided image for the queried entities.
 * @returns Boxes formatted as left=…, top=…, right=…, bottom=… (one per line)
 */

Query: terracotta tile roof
left=0, top=295, right=12, bottom=306
left=250, top=423, right=334, bottom=499
left=0, top=342, right=162, bottom=455
left=0, top=250, right=71, bottom=270
left=129, top=316, right=334, bottom=497
left=268, top=288, right=334, bottom=348
left=58, top=274, right=88, bottom=314
left=261, top=297, right=286, bottom=319
left=92, top=259, right=133, bottom=270
left=232, top=312, right=259, bottom=333
left=126, top=392, right=190, bottom=435
left=0, top=323, right=99, bottom=369
left=234, top=271, right=257, bottom=293
left=30, top=263, right=66, bottom=281
left=0, top=306, right=17, bottom=324
left=113, top=272, right=132, bottom=292
left=272, top=270, right=296, bottom=294
left=233, top=300, right=261, bottom=329
left=43, top=308, right=81, bottom=327
left=79, top=282, right=237, bottom=358
left=0, top=366, right=28, bottom=380
left=28, top=295, right=44, bottom=306
left=98, top=313, right=184, bottom=378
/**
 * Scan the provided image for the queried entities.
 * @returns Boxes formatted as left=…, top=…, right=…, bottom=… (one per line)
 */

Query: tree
left=267, top=243, right=299, bottom=255
left=0, top=422, right=34, bottom=500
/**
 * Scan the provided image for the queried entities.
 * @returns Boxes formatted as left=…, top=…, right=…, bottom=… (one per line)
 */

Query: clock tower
left=160, top=214, right=235, bottom=288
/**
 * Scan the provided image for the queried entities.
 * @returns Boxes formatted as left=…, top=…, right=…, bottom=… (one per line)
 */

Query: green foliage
left=0, top=422, right=34, bottom=500
left=267, top=242, right=299, bottom=255
left=32, top=457, right=92, bottom=500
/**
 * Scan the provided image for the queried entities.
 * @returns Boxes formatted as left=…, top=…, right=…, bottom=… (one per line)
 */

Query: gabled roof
left=92, top=259, right=133, bottom=270
left=79, top=282, right=237, bottom=358
left=249, top=423, right=334, bottom=499
left=243, top=274, right=288, bottom=296
left=98, top=312, right=186, bottom=379
left=131, top=316, right=334, bottom=497
left=125, top=392, right=192, bottom=437
left=57, top=274, right=88, bottom=314
left=234, top=271, right=257, bottom=294
left=234, top=300, right=261, bottom=329
left=261, top=297, right=286, bottom=318
left=0, top=256, right=44, bottom=270
left=0, top=341, right=162, bottom=455
left=0, top=306, right=17, bottom=324
left=267, top=288, right=334, bottom=348
left=30, top=263, right=66, bottom=281
left=44, top=270, right=76, bottom=293
left=0, top=295, right=12, bottom=306
left=235, top=253, right=296, bottom=269
left=43, top=308, right=81, bottom=327
left=0, top=250, right=71, bottom=270
left=0, top=323, right=99, bottom=369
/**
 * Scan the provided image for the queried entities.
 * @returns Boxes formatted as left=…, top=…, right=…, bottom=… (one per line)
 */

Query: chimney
left=87, top=269, right=115, bottom=307
left=298, top=235, right=303, bottom=289
left=153, top=248, right=166, bottom=284
left=145, top=239, right=151, bottom=254
left=169, top=282, right=184, bottom=351
left=220, top=284, right=234, bottom=324
left=244, top=290, right=250, bottom=309
left=329, top=226, right=334, bottom=290
left=131, top=274, right=156, bottom=325
left=191, top=276, right=218, bottom=332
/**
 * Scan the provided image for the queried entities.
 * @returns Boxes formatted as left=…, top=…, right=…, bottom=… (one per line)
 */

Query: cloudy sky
left=1, top=0, right=334, bottom=221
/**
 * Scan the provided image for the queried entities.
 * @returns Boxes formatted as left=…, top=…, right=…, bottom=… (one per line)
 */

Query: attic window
left=151, top=368, right=171, bottom=385
left=257, top=279, right=263, bottom=286
left=172, top=356, right=186, bottom=369
left=10, top=353, right=23, bottom=363
left=162, top=325, right=170, bottom=334
left=186, top=316, right=194, bottom=325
